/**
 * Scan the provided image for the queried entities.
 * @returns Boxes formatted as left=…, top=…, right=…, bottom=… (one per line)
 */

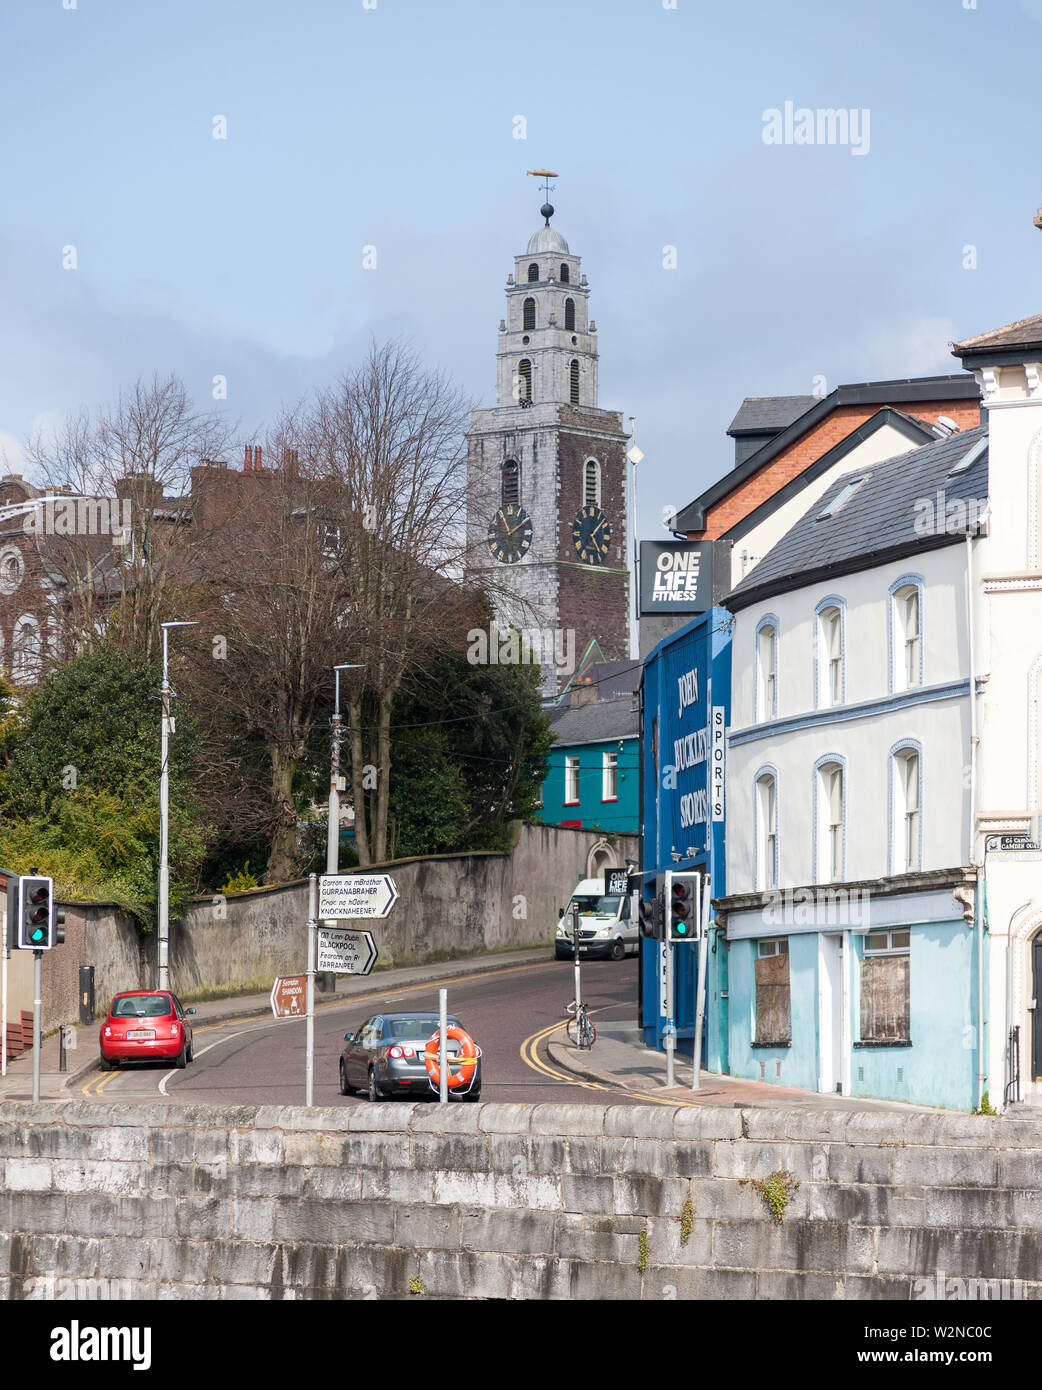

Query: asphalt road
left=80, top=955, right=645, bottom=1107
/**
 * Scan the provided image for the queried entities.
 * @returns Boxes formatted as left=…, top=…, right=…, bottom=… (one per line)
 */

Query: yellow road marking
left=518, top=1012, right=706, bottom=1109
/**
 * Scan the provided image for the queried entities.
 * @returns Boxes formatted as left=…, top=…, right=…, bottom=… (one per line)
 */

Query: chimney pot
left=255, top=445, right=263, bottom=471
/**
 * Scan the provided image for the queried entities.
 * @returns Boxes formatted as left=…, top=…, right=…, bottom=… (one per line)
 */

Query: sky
left=2, top=0, right=1042, bottom=540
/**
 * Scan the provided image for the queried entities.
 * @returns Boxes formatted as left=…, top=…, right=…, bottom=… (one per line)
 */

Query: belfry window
left=523, top=298, right=536, bottom=331
left=502, top=459, right=521, bottom=507
left=527, top=263, right=539, bottom=283
left=570, top=359, right=580, bottom=404
left=560, top=263, right=570, bottom=283
left=564, top=298, right=575, bottom=331
left=584, top=458, right=600, bottom=507
left=518, top=359, right=532, bottom=403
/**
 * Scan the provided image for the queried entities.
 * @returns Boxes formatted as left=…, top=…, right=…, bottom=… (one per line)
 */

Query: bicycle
left=565, top=999, right=596, bottom=1050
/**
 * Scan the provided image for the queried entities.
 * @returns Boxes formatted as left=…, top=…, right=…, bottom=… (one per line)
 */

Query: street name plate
left=316, top=927, right=379, bottom=976
left=318, top=873, right=399, bottom=920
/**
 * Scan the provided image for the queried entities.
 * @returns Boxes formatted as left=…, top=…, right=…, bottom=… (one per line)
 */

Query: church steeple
left=496, top=196, right=598, bottom=410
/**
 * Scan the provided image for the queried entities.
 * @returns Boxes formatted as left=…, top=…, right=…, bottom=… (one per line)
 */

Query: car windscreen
left=567, top=895, right=622, bottom=919
left=112, top=996, right=172, bottom=1018
left=387, top=1016, right=461, bottom=1038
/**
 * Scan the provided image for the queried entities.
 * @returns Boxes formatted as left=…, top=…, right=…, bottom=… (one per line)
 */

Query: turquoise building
left=537, top=696, right=639, bottom=834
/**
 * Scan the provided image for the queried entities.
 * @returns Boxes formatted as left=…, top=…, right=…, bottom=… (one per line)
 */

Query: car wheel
left=339, top=1062, right=353, bottom=1096
left=186, top=1040, right=194, bottom=1063
left=98, top=1053, right=113, bottom=1071
left=367, top=1067, right=383, bottom=1103
left=175, top=1041, right=188, bottom=1069
left=610, top=939, right=626, bottom=961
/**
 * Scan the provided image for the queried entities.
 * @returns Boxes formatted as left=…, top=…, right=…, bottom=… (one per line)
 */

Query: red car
left=98, top=991, right=196, bottom=1070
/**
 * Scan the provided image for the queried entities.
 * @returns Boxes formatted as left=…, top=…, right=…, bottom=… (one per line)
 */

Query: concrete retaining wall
left=2, top=1101, right=1040, bottom=1301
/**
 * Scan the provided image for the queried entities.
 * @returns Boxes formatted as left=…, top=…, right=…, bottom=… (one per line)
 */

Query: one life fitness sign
left=639, top=541, right=714, bottom=616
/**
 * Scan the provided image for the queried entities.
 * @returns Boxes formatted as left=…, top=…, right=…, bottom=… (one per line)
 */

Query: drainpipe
left=965, top=530, right=985, bottom=1107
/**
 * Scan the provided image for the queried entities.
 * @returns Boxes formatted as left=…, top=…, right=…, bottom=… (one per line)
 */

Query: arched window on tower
left=564, top=298, right=575, bottom=331
left=584, top=459, right=601, bottom=507
left=560, top=263, right=570, bottom=283
left=12, top=613, right=41, bottom=685
left=523, top=297, right=536, bottom=331
left=518, top=359, right=533, bottom=403
left=570, top=359, right=580, bottom=405
left=527, top=263, right=539, bottom=283
left=502, top=459, right=521, bottom=507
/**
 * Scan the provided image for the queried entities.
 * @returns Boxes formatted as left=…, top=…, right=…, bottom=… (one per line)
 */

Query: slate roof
left=725, top=425, right=988, bottom=612
left=561, top=658, right=642, bottom=703
left=727, top=396, right=819, bottom=436
left=953, top=313, right=1042, bottom=356
left=549, top=696, right=639, bottom=747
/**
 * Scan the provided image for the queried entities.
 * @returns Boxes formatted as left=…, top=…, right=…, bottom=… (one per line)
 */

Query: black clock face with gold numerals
left=487, top=504, right=533, bottom=564
left=572, top=505, right=611, bottom=565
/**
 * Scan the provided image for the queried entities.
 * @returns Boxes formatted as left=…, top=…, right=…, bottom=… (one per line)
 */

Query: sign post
left=270, top=975, right=307, bottom=1019
left=571, top=902, right=581, bottom=1020
left=305, top=873, right=317, bottom=1108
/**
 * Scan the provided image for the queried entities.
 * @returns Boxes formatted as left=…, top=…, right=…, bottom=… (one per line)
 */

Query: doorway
left=1032, top=937, right=1042, bottom=1083
left=818, top=933, right=844, bottom=1094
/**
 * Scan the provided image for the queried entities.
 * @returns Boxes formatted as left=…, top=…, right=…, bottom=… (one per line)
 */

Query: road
left=81, top=955, right=647, bottom=1107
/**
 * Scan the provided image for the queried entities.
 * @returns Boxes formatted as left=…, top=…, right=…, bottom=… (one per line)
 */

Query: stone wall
left=2, top=1101, right=1040, bottom=1301
left=13, top=822, right=635, bottom=1019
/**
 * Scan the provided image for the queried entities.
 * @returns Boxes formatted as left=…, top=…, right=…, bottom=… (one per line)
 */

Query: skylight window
left=948, top=436, right=987, bottom=477
left=817, top=476, right=868, bottom=520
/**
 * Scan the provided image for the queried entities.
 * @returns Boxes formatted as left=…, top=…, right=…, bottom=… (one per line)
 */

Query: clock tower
left=466, top=194, right=630, bottom=697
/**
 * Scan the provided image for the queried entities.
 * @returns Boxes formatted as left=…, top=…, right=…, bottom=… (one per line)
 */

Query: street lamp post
left=158, top=621, right=198, bottom=991
left=323, top=664, right=363, bottom=990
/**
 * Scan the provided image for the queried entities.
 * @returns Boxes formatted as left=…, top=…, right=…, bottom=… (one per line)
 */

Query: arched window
left=570, top=359, right=580, bottom=404
left=889, top=743, right=922, bottom=874
left=560, top=263, right=570, bottom=283
left=888, top=577, right=923, bottom=693
left=12, top=614, right=41, bottom=685
left=815, top=599, right=845, bottom=708
left=755, top=617, right=779, bottom=722
left=517, top=359, right=532, bottom=403
left=564, top=298, right=575, bottom=331
left=523, top=297, right=536, bottom=331
left=755, top=770, right=779, bottom=890
left=527, top=263, right=539, bottom=283
left=584, top=459, right=600, bottom=507
left=814, top=756, right=846, bottom=884
left=502, top=458, right=521, bottom=507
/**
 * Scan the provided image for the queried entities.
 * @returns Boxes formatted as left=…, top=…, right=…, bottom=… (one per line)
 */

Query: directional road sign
left=318, top=873, right=399, bottom=920
left=270, top=974, right=307, bottom=1019
left=317, top=927, right=379, bottom=976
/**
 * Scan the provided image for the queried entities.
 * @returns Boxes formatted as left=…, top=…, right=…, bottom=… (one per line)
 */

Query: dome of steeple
left=526, top=224, right=570, bottom=254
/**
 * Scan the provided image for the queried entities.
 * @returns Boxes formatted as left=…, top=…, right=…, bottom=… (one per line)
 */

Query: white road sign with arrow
left=319, top=873, right=398, bottom=920
left=316, top=927, right=379, bottom=976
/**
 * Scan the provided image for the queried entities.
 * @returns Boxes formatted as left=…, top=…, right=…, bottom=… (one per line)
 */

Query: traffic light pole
left=663, top=870, right=675, bottom=1088
left=691, top=875, right=712, bottom=1093
left=32, top=948, right=42, bottom=1102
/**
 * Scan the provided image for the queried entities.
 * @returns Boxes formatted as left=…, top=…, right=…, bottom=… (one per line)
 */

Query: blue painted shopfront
left=639, top=610, right=732, bottom=1069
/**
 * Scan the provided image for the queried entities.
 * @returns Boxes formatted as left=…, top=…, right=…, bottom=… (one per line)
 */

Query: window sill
left=751, top=1040, right=791, bottom=1049
left=853, top=1039, right=912, bottom=1049
left=563, top=800, right=580, bottom=807
left=600, top=797, right=618, bottom=804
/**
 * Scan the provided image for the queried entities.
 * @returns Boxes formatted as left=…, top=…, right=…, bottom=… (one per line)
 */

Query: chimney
left=254, top=445, right=263, bottom=472
left=244, top=445, right=253, bottom=472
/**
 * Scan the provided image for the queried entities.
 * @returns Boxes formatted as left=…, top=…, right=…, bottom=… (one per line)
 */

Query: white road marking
left=157, top=1027, right=257, bottom=1095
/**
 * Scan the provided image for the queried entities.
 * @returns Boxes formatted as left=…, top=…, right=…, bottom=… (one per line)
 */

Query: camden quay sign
left=639, top=541, right=715, bottom=616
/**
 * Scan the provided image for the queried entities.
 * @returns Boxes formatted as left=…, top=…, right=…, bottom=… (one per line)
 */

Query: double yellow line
left=82, top=1069, right=121, bottom=1099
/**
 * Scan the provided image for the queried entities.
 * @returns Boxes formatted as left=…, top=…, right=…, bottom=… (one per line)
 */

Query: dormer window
left=564, top=298, right=575, bottom=331
left=523, top=298, right=536, bottom=331
left=527, top=263, right=539, bottom=283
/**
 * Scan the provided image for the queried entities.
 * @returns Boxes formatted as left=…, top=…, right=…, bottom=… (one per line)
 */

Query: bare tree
left=25, top=374, right=233, bottom=664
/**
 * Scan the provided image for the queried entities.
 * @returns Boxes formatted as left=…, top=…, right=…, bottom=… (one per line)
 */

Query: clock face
left=571, top=505, right=611, bottom=565
left=487, top=504, right=533, bottom=564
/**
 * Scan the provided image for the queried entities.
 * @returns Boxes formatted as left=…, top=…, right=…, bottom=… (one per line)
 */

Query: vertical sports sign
left=711, top=706, right=725, bottom=821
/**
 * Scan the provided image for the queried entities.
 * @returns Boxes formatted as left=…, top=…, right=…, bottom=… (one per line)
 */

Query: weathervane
left=526, top=168, right=558, bottom=224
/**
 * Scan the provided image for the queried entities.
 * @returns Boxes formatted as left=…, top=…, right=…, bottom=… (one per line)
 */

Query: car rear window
left=387, top=1016, right=461, bottom=1038
left=112, top=996, right=172, bottom=1018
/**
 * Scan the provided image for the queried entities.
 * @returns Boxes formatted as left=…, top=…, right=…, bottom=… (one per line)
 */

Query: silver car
left=338, top=1011, right=482, bottom=1102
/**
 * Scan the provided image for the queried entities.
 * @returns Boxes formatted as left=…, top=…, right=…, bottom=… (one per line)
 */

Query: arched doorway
left=586, top=837, right=616, bottom=880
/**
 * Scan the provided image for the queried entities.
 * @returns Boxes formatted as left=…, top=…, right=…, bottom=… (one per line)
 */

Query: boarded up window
left=754, top=951, right=791, bottom=1043
left=860, top=954, right=910, bottom=1042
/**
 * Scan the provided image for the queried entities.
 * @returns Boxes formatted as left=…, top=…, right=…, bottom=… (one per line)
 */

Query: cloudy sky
left=2, top=0, right=1041, bottom=537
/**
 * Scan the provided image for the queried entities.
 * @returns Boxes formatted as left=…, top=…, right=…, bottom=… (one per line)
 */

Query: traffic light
left=666, top=870, right=702, bottom=943
left=16, top=875, right=58, bottom=950
left=639, top=892, right=664, bottom=940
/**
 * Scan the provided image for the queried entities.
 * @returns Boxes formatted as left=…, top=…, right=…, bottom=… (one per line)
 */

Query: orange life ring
left=424, top=1026, right=480, bottom=1089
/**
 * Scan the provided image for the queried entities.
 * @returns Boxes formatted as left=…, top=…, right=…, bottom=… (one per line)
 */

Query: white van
left=554, top=878, right=639, bottom=961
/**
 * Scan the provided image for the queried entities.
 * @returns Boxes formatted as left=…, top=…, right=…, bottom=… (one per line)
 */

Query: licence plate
left=127, top=1029, right=155, bottom=1040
